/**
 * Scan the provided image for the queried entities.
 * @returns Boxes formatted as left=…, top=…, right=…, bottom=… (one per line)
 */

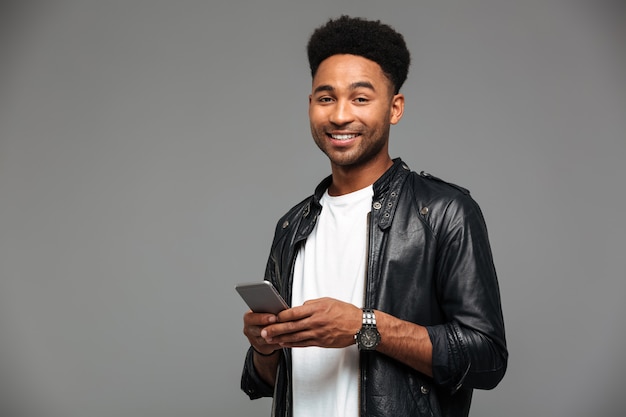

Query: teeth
left=331, top=134, right=357, bottom=140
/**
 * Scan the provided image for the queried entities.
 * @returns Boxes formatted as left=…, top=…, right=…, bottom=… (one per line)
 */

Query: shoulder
left=409, top=170, right=469, bottom=195
left=271, top=174, right=331, bottom=236
left=404, top=170, right=473, bottom=206
left=402, top=170, right=486, bottom=231
left=267, top=192, right=321, bottom=251
left=274, top=195, right=314, bottom=232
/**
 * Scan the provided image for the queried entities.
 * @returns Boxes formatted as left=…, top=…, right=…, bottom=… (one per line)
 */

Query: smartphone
left=235, top=281, right=289, bottom=314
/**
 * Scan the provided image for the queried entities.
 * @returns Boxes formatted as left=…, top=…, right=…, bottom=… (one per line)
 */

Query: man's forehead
left=312, top=55, right=390, bottom=88
left=315, top=54, right=382, bottom=72
left=312, top=81, right=376, bottom=94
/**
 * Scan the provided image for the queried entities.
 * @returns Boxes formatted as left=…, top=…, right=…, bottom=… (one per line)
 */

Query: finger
left=274, top=330, right=325, bottom=347
left=243, top=313, right=279, bottom=341
left=262, top=317, right=313, bottom=341
left=276, top=304, right=314, bottom=322
left=251, top=336, right=282, bottom=355
left=254, top=335, right=282, bottom=349
left=279, top=339, right=317, bottom=348
left=244, top=310, right=278, bottom=326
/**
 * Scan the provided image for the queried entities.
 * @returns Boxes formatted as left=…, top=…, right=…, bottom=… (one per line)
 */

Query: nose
left=329, top=100, right=354, bottom=126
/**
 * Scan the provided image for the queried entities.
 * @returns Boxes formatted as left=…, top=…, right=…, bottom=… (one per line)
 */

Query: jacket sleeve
left=240, top=248, right=280, bottom=400
left=240, top=200, right=306, bottom=402
left=425, top=193, right=508, bottom=392
left=241, top=346, right=275, bottom=399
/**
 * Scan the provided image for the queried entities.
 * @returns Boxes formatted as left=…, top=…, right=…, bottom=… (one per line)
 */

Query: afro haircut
left=307, top=15, right=411, bottom=94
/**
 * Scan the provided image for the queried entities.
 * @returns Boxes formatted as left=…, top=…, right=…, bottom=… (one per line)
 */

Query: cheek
left=355, top=104, right=385, bottom=119
left=309, top=109, right=326, bottom=127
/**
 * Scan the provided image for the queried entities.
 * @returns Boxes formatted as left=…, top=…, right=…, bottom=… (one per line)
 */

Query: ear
left=389, top=94, right=405, bottom=125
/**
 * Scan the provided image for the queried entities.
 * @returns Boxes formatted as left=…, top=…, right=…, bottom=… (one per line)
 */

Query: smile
left=329, top=133, right=360, bottom=141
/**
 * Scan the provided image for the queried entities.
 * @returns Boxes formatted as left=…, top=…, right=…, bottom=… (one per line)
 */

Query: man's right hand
left=243, top=310, right=282, bottom=386
left=243, top=310, right=282, bottom=356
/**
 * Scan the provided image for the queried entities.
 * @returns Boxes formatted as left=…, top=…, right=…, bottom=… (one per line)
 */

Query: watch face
left=359, top=328, right=380, bottom=349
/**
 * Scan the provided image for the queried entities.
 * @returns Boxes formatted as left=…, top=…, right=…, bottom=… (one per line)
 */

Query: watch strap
left=362, top=308, right=377, bottom=328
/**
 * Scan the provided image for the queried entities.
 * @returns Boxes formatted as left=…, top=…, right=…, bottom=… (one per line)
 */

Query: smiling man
left=241, top=16, right=507, bottom=417
left=309, top=54, right=403, bottom=195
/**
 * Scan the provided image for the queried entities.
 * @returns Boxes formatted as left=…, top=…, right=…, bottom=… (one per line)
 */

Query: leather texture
left=241, top=158, right=508, bottom=417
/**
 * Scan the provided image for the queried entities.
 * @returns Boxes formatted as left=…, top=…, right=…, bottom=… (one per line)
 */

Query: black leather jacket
left=241, top=159, right=507, bottom=417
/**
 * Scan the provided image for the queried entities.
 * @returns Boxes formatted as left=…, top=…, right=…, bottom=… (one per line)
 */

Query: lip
left=326, top=132, right=361, bottom=147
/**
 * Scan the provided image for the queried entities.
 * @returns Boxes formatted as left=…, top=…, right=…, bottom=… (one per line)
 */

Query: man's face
left=309, top=54, right=404, bottom=170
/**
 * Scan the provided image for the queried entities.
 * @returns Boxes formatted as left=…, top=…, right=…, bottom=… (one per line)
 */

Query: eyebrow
left=313, top=81, right=376, bottom=95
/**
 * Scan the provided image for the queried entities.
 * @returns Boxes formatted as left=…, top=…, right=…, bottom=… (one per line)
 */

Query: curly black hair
left=307, top=15, right=411, bottom=94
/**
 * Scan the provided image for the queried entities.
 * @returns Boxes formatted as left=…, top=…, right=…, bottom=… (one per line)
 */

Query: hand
left=262, top=297, right=362, bottom=349
left=242, top=310, right=282, bottom=356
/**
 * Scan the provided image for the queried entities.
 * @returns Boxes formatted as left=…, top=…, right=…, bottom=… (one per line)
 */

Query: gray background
left=1, top=0, right=624, bottom=416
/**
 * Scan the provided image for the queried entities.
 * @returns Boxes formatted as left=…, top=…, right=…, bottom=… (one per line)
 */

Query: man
left=241, top=15, right=507, bottom=417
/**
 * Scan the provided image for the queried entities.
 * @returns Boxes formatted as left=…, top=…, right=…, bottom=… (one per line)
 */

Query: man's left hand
left=260, top=297, right=361, bottom=349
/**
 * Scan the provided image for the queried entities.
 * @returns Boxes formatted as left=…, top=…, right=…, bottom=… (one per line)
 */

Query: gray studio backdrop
left=1, top=1, right=624, bottom=416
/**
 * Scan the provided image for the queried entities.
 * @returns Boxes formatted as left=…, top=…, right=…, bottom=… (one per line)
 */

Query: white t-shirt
left=291, top=185, right=373, bottom=417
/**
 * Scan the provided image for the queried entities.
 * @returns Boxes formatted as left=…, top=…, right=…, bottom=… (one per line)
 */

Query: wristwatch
left=355, top=309, right=381, bottom=351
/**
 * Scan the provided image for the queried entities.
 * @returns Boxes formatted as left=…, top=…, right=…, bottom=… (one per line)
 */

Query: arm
left=425, top=194, right=508, bottom=391
left=262, top=288, right=504, bottom=394
left=375, top=311, right=433, bottom=377
left=261, top=299, right=435, bottom=377
left=240, top=256, right=285, bottom=398
left=240, top=199, right=314, bottom=399
left=243, top=311, right=281, bottom=385
left=240, top=310, right=282, bottom=399
left=262, top=280, right=505, bottom=392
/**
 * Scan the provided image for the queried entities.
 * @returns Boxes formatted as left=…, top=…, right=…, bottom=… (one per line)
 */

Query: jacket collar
left=307, top=158, right=410, bottom=230
left=312, top=158, right=408, bottom=201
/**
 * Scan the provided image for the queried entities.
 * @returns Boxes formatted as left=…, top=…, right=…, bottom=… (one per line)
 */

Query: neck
left=327, top=155, right=393, bottom=196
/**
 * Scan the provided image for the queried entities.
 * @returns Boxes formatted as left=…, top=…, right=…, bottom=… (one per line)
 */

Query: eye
left=317, top=96, right=333, bottom=103
left=354, top=97, right=369, bottom=104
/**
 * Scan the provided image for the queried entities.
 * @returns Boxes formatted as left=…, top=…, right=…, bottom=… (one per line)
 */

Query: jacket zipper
left=359, top=210, right=373, bottom=417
